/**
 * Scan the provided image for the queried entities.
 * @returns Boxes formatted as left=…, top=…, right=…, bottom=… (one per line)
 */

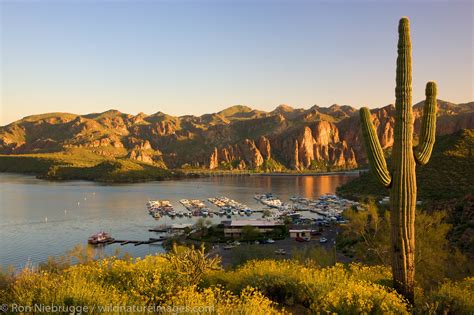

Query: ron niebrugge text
left=4, top=303, right=215, bottom=313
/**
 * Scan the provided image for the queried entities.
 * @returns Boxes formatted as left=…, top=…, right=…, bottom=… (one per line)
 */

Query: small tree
left=241, top=225, right=262, bottom=241
left=165, top=243, right=221, bottom=286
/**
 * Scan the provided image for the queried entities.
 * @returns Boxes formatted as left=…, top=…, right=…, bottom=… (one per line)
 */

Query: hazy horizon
left=1, top=0, right=472, bottom=125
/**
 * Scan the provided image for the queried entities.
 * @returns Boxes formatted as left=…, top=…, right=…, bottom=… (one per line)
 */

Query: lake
left=0, top=172, right=358, bottom=268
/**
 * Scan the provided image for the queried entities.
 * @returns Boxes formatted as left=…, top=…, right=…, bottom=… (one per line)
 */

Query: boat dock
left=148, top=224, right=172, bottom=232
left=99, top=237, right=169, bottom=246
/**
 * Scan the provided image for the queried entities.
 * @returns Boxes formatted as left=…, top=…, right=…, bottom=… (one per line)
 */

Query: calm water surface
left=0, top=173, right=357, bottom=268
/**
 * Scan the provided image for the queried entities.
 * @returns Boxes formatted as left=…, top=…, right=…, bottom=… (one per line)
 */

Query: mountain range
left=1, top=100, right=473, bottom=172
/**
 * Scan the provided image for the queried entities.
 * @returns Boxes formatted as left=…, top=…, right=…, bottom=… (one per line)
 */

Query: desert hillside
left=1, top=100, right=473, bottom=171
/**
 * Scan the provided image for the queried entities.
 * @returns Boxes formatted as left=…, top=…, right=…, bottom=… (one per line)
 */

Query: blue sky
left=1, top=0, right=472, bottom=125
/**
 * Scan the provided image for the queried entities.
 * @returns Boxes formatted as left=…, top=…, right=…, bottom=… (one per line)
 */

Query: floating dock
left=97, top=237, right=169, bottom=246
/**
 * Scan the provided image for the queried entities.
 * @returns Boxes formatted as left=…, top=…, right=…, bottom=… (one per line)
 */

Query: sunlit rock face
left=1, top=100, right=472, bottom=170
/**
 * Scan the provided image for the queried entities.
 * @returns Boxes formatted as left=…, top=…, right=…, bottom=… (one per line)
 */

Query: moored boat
left=88, top=232, right=113, bottom=245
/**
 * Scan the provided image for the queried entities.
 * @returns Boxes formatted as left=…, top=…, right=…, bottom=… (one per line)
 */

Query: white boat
left=88, top=232, right=113, bottom=244
left=261, top=198, right=283, bottom=208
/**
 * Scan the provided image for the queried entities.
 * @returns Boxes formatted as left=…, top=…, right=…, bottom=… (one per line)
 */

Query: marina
left=208, top=196, right=253, bottom=216
left=0, top=173, right=359, bottom=268
left=145, top=193, right=361, bottom=225
left=88, top=193, right=360, bottom=248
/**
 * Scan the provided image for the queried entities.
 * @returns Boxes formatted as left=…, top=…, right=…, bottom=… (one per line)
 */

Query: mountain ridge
left=1, top=100, right=473, bottom=173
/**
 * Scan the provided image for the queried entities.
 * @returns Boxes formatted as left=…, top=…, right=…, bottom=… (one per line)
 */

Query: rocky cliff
left=1, top=100, right=472, bottom=171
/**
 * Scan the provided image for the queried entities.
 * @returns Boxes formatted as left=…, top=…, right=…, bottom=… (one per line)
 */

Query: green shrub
left=422, top=277, right=474, bottom=314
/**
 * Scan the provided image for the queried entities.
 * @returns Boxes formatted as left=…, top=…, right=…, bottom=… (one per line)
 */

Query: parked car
left=265, top=238, right=275, bottom=244
left=319, top=237, right=328, bottom=243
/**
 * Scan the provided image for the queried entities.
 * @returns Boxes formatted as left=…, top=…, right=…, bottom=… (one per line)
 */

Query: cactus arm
left=414, top=81, right=437, bottom=165
left=360, top=107, right=392, bottom=188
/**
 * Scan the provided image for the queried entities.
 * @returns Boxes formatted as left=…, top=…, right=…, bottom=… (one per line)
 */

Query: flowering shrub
left=7, top=267, right=131, bottom=307
left=1, top=246, right=472, bottom=314
left=164, top=286, right=285, bottom=314
left=204, top=260, right=409, bottom=313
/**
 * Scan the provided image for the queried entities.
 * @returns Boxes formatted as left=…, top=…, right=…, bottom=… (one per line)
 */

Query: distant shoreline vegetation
left=0, top=152, right=363, bottom=183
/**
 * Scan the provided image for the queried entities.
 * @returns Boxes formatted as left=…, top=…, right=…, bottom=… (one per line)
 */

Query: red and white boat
left=88, top=232, right=113, bottom=244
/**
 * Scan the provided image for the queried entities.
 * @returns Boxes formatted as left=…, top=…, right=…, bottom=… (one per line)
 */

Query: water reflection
left=0, top=173, right=357, bottom=268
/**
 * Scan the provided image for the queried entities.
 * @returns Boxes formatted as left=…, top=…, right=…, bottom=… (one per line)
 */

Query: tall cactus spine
left=391, top=16, right=417, bottom=303
left=359, top=17, right=437, bottom=304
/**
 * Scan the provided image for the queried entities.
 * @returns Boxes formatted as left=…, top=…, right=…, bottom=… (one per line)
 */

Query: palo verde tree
left=359, top=17, right=437, bottom=304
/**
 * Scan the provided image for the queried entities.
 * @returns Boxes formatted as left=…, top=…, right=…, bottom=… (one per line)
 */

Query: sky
left=0, top=0, right=472, bottom=125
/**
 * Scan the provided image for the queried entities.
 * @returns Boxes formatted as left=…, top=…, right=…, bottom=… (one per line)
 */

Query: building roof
left=224, top=219, right=282, bottom=227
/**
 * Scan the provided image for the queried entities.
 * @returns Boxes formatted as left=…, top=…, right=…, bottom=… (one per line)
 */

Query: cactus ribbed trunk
left=391, top=17, right=416, bottom=303
left=359, top=17, right=437, bottom=305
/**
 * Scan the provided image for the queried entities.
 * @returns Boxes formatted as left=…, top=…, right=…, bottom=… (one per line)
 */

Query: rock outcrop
left=257, top=136, right=271, bottom=160
left=127, top=150, right=154, bottom=164
left=1, top=100, right=472, bottom=171
left=207, top=120, right=359, bottom=170
left=209, top=147, right=219, bottom=170
left=209, top=139, right=264, bottom=169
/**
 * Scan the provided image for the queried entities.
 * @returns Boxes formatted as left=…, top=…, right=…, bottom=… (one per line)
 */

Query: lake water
left=0, top=173, right=357, bottom=268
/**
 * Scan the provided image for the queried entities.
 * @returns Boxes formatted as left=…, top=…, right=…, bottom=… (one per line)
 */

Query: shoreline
left=249, top=170, right=366, bottom=177
left=0, top=169, right=364, bottom=184
left=180, top=168, right=366, bottom=177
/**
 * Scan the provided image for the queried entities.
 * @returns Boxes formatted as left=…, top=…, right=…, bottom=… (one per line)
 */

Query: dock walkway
left=99, top=237, right=168, bottom=246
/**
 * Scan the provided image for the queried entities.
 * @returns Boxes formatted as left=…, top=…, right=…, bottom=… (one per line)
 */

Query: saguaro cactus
left=359, top=17, right=437, bottom=304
